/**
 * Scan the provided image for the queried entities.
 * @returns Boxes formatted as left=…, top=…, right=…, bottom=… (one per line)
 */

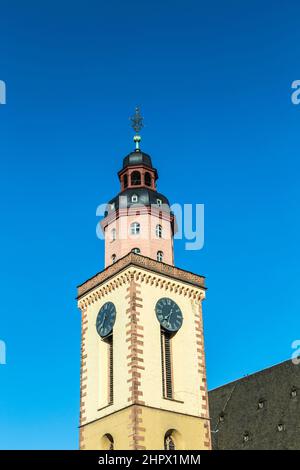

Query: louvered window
left=161, top=329, right=173, bottom=399
left=108, top=337, right=113, bottom=405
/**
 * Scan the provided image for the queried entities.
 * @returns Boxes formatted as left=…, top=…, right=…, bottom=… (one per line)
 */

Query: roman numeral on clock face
left=96, top=302, right=117, bottom=338
left=155, top=298, right=183, bottom=333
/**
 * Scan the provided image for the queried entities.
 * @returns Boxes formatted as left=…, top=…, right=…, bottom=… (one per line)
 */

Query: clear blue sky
left=0, top=0, right=299, bottom=449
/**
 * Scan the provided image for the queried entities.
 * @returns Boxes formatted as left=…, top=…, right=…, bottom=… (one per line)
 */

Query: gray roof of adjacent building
left=208, top=359, right=300, bottom=450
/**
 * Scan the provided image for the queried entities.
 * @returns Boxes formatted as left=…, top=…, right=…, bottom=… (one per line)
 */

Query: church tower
left=77, top=109, right=211, bottom=450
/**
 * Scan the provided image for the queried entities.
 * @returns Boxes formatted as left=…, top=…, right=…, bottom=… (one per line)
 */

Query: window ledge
left=163, top=397, right=184, bottom=404
left=97, top=403, right=114, bottom=412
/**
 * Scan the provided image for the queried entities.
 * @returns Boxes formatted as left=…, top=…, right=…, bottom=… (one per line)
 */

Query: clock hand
left=165, top=308, right=173, bottom=319
left=163, top=309, right=173, bottom=328
left=165, top=309, right=173, bottom=321
left=100, top=312, right=107, bottom=328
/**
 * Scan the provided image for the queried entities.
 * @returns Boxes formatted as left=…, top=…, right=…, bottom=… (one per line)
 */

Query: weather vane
left=130, top=106, right=144, bottom=150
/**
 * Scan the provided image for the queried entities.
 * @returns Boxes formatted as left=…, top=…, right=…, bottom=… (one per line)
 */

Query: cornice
left=77, top=253, right=206, bottom=307
left=118, top=164, right=157, bottom=178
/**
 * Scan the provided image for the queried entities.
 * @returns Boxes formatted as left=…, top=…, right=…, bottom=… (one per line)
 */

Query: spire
left=130, top=106, right=144, bottom=150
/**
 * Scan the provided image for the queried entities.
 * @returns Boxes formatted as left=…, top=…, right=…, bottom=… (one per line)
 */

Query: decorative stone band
left=126, top=278, right=146, bottom=450
left=79, top=305, right=88, bottom=449
left=77, top=252, right=205, bottom=300
left=194, top=300, right=211, bottom=449
left=78, top=273, right=205, bottom=313
left=101, top=206, right=175, bottom=232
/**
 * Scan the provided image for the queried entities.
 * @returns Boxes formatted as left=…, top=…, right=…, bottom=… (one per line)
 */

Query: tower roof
left=106, top=188, right=170, bottom=216
left=123, top=149, right=153, bottom=169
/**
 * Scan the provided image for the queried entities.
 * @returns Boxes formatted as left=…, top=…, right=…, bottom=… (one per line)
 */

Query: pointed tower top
left=130, top=106, right=144, bottom=150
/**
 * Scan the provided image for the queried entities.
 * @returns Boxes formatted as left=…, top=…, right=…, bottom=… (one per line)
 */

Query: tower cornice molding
left=77, top=253, right=206, bottom=309
left=118, top=164, right=157, bottom=178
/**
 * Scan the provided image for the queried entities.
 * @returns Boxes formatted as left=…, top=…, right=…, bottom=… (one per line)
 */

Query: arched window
left=156, top=224, right=162, bottom=238
left=145, top=172, right=152, bottom=187
left=131, top=222, right=141, bottom=235
left=123, top=174, right=128, bottom=189
left=164, top=431, right=176, bottom=450
left=157, top=251, right=164, bottom=262
left=131, top=171, right=141, bottom=186
left=102, top=433, right=114, bottom=450
left=131, top=194, right=138, bottom=203
left=112, top=254, right=117, bottom=264
left=132, top=248, right=141, bottom=254
left=111, top=228, right=116, bottom=241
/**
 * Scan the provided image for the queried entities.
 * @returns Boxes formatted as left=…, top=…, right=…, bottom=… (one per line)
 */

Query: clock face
left=155, top=298, right=183, bottom=332
left=96, top=302, right=116, bottom=338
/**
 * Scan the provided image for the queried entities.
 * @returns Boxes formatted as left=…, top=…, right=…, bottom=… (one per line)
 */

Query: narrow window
left=131, top=171, right=141, bottom=186
left=291, top=387, right=297, bottom=398
left=156, top=224, right=162, bottom=239
left=164, top=431, right=176, bottom=450
left=131, top=222, right=140, bottom=235
left=145, top=172, right=152, bottom=187
left=123, top=174, right=128, bottom=189
left=132, top=248, right=141, bottom=254
left=112, top=254, right=116, bottom=263
left=111, top=228, right=116, bottom=241
left=157, top=251, right=164, bottom=262
left=157, top=198, right=162, bottom=206
left=108, top=337, right=113, bottom=405
left=161, top=329, right=173, bottom=399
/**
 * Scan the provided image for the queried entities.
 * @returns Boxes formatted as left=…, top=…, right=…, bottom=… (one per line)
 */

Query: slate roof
left=208, top=360, right=300, bottom=450
left=123, top=150, right=153, bottom=169
left=106, top=188, right=170, bottom=215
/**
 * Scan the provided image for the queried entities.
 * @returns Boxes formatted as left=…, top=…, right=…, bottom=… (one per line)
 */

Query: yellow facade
left=77, top=254, right=211, bottom=450
left=81, top=405, right=209, bottom=450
